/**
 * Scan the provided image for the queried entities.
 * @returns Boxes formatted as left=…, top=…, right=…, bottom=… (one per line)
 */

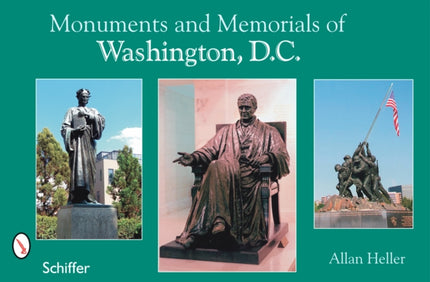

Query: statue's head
left=353, top=155, right=360, bottom=163
left=76, top=89, right=91, bottom=106
left=343, top=155, right=351, bottom=161
left=335, top=164, right=341, bottom=171
left=237, top=93, right=257, bottom=121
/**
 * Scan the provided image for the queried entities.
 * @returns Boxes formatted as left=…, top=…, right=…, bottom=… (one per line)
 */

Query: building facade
left=94, top=151, right=119, bottom=205
left=388, top=192, right=402, bottom=204
left=93, top=150, right=142, bottom=205
left=388, top=184, right=413, bottom=201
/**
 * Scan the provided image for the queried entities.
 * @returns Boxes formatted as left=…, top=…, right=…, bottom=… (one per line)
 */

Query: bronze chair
left=190, top=121, right=287, bottom=238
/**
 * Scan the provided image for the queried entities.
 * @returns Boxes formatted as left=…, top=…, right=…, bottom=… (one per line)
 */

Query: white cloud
left=110, top=127, right=142, bottom=154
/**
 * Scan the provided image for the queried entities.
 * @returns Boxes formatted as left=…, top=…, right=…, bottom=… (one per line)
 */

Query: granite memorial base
left=160, top=223, right=288, bottom=265
left=315, top=210, right=413, bottom=228
left=57, top=205, right=118, bottom=239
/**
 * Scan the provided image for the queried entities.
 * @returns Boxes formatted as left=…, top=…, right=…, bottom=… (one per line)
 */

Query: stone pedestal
left=315, top=210, right=413, bottom=228
left=57, top=205, right=118, bottom=239
left=160, top=223, right=288, bottom=265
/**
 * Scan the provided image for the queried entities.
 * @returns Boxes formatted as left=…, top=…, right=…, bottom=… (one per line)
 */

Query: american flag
left=385, top=91, right=399, bottom=136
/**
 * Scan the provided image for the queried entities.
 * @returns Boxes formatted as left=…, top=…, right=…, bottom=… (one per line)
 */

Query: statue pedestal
left=57, top=205, right=118, bottom=239
left=160, top=222, right=288, bottom=265
left=315, top=210, right=413, bottom=228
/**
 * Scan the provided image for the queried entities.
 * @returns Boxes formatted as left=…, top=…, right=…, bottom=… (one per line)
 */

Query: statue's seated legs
left=176, top=159, right=241, bottom=249
left=177, top=158, right=274, bottom=249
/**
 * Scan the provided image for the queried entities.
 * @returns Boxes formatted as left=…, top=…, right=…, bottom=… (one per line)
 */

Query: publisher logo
left=13, top=233, right=30, bottom=259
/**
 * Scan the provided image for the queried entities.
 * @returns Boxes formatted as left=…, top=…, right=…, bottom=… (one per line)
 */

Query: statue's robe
left=61, top=106, right=105, bottom=201
left=176, top=118, right=289, bottom=248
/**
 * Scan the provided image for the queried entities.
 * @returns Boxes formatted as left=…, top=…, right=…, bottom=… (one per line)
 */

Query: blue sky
left=36, top=79, right=142, bottom=154
left=314, top=80, right=413, bottom=200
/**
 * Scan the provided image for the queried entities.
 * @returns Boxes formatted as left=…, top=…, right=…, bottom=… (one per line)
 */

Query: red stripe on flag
left=385, top=91, right=400, bottom=136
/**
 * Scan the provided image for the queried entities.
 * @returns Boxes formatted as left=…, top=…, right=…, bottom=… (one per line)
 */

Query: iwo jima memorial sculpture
left=315, top=83, right=412, bottom=228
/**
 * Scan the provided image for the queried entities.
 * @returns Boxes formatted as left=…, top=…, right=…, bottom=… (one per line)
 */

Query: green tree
left=36, top=128, right=70, bottom=215
left=315, top=202, right=325, bottom=212
left=108, top=146, right=142, bottom=218
left=401, top=197, right=413, bottom=211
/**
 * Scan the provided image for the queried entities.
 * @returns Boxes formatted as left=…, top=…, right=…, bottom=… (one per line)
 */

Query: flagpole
left=363, top=83, right=393, bottom=143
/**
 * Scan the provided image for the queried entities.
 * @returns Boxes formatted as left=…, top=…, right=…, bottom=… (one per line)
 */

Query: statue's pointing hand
left=173, top=152, right=194, bottom=166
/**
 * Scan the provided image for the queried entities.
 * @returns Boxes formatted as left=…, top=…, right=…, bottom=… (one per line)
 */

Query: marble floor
left=158, top=209, right=296, bottom=272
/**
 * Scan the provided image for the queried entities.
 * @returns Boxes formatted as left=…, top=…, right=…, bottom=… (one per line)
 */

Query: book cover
left=2, top=1, right=429, bottom=281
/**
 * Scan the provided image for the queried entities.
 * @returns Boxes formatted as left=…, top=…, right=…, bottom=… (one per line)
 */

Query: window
left=108, top=169, right=114, bottom=184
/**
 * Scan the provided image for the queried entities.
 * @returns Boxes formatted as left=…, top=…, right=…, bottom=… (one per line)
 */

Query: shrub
left=37, top=214, right=142, bottom=239
left=37, top=215, right=57, bottom=239
left=118, top=217, right=142, bottom=239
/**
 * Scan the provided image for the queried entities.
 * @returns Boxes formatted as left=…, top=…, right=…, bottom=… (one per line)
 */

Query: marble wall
left=158, top=81, right=195, bottom=214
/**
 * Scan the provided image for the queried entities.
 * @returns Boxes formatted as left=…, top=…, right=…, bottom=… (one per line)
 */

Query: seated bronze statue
left=173, top=93, right=290, bottom=250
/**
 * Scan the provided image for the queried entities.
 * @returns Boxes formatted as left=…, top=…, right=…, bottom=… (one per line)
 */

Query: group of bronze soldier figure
left=335, top=142, right=391, bottom=203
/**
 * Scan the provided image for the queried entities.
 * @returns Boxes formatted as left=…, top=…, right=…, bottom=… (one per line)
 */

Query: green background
left=2, top=0, right=429, bottom=281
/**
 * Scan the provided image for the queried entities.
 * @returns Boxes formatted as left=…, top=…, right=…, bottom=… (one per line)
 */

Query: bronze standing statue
left=61, top=89, right=105, bottom=204
left=335, top=161, right=353, bottom=198
left=173, top=94, right=290, bottom=249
